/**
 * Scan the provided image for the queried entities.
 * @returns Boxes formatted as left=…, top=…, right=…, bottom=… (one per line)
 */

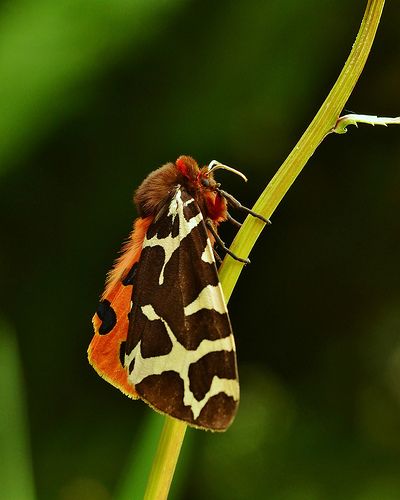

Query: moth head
left=175, top=156, right=247, bottom=192
left=175, top=155, right=199, bottom=181
left=175, top=155, right=214, bottom=191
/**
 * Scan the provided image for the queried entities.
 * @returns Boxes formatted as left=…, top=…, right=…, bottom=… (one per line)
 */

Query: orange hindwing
left=88, top=216, right=153, bottom=398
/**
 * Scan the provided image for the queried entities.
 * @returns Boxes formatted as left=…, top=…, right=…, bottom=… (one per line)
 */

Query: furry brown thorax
left=134, top=156, right=227, bottom=224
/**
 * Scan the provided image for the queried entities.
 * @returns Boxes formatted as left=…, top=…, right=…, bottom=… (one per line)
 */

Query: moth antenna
left=207, top=160, right=248, bottom=182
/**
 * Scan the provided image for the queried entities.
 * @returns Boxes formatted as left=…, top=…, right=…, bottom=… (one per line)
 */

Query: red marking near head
left=176, top=156, right=188, bottom=177
left=175, top=155, right=200, bottom=184
left=205, top=191, right=227, bottom=223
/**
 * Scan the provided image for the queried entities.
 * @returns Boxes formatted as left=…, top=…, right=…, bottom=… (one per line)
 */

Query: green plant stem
left=219, top=0, right=385, bottom=300
left=143, top=418, right=186, bottom=500
left=143, top=1, right=385, bottom=498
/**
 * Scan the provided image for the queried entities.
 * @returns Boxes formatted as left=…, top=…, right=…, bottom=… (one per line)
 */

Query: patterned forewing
left=124, top=187, right=239, bottom=430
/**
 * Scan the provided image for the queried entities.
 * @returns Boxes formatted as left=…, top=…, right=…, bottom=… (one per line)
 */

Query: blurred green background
left=0, top=1, right=399, bottom=499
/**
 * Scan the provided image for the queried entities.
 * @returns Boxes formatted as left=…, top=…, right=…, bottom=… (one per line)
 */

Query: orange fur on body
left=104, top=216, right=153, bottom=298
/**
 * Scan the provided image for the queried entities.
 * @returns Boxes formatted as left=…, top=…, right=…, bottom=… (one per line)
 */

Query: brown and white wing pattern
left=124, top=186, right=239, bottom=431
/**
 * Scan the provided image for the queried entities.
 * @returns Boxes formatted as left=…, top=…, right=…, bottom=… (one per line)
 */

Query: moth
left=88, top=155, right=268, bottom=431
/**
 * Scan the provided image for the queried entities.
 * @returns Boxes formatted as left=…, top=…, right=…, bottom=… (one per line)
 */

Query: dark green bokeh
left=1, top=1, right=399, bottom=499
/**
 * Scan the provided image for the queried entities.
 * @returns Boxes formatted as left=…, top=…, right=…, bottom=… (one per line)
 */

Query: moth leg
left=206, top=219, right=250, bottom=265
left=213, top=248, right=223, bottom=265
left=217, top=188, right=271, bottom=224
left=227, top=212, right=242, bottom=227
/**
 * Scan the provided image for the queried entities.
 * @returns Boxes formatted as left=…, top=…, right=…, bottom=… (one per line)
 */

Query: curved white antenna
left=207, top=160, right=248, bottom=182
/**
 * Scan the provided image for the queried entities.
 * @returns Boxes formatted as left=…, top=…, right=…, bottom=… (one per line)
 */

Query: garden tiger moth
left=88, top=155, right=268, bottom=431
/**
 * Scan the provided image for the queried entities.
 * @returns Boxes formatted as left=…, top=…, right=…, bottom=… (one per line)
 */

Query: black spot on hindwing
left=97, top=299, right=117, bottom=335
left=119, top=341, right=126, bottom=366
left=128, top=358, right=135, bottom=374
left=122, top=262, right=138, bottom=286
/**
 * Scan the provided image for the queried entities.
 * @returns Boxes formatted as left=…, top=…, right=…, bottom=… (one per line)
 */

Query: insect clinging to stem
left=88, top=155, right=269, bottom=431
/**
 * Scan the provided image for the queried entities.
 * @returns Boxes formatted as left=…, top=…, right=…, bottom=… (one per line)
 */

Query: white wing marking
left=201, top=238, right=215, bottom=263
left=126, top=304, right=238, bottom=420
left=184, top=284, right=227, bottom=316
left=143, top=188, right=202, bottom=285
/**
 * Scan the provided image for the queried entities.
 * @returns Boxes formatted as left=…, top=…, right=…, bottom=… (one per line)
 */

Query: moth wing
left=125, top=187, right=239, bottom=431
left=88, top=217, right=153, bottom=399
left=89, top=279, right=138, bottom=398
